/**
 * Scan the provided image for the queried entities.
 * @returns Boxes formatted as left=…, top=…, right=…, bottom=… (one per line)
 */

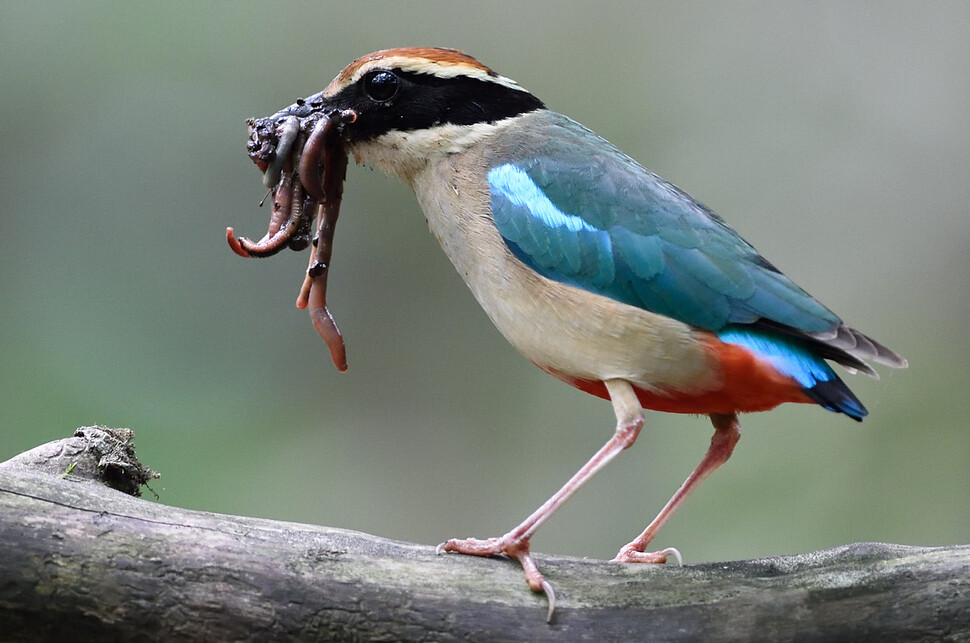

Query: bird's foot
left=612, top=545, right=683, bottom=566
left=437, top=535, right=556, bottom=621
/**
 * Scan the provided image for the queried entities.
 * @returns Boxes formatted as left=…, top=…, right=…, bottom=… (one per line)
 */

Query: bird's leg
left=438, top=379, right=646, bottom=616
left=613, top=412, right=741, bottom=563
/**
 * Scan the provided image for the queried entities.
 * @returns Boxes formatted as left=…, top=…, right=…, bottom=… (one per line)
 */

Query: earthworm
left=230, top=106, right=355, bottom=371
left=296, top=111, right=353, bottom=371
left=226, top=153, right=309, bottom=258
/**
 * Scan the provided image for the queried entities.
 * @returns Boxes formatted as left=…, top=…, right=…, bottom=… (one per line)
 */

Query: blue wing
left=487, top=147, right=839, bottom=334
left=486, top=113, right=870, bottom=419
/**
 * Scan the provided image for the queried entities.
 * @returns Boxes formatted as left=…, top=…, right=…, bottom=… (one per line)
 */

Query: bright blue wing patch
left=490, top=164, right=617, bottom=290
left=490, top=164, right=598, bottom=234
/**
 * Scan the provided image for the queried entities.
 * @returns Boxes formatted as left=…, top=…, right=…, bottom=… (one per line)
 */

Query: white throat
left=348, top=118, right=520, bottom=185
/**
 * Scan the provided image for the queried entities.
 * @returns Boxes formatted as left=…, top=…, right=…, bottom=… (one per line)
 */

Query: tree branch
left=1, top=429, right=967, bottom=642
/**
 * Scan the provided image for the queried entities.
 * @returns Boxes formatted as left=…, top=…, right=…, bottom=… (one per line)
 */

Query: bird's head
left=231, top=49, right=546, bottom=364
left=248, top=48, right=544, bottom=184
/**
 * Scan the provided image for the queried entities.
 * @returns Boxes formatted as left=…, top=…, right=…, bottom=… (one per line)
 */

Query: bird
left=272, top=47, right=907, bottom=616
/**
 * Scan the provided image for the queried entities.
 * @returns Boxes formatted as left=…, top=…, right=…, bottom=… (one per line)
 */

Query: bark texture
left=1, top=429, right=967, bottom=642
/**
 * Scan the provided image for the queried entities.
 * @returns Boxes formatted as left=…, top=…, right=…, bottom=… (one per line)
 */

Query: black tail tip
left=804, top=378, right=868, bottom=421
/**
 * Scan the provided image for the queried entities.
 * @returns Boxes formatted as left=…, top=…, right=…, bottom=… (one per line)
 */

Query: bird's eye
left=362, top=71, right=399, bottom=102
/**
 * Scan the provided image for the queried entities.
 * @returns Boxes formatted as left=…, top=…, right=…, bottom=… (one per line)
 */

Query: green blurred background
left=2, top=2, right=967, bottom=564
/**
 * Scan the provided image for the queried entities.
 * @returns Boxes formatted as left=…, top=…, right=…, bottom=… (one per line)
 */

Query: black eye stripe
left=334, top=69, right=545, bottom=140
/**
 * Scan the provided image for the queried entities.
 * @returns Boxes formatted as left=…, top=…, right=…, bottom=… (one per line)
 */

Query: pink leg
left=438, top=379, right=645, bottom=619
left=614, top=412, right=741, bottom=563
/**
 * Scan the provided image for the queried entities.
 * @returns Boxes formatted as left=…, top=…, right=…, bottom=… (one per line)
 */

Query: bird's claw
left=612, top=545, right=683, bottom=566
left=539, top=580, right=556, bottom=623
left=437, top=535, right=557, bottom=622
